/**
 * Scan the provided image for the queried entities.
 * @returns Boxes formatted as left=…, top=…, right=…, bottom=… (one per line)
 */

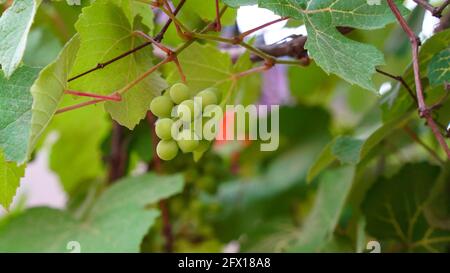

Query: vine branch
left=376, top=68, right=417, bottom=104
left=387, top=0, right=450, bottom=160
left=413, top=0, right=449, bottom=18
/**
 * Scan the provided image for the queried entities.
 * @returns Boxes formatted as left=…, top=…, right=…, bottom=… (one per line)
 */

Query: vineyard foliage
left=0, top=0, right=449, bottom=252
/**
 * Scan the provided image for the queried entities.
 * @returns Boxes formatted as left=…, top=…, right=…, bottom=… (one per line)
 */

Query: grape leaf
left=258, top=0, right=405, bottom=91
left=0, top=36, right=79, bottom=165
left=0, top=0, right=39, bottom=77
left=69, top=0, right=167, bottom=129
left=222, top=0, right=257, bottom=8
left=289, top=166, right=355, bottom=252
left=168, top=42, right=233, bottom=95
left=0, top=173, right=184, bottom=252
left=0, top=66, right=40, bottom=163
left=28, top=35, right=81, bottom=162
left=428, top=48, right=449, bottom=87
left=363, top=163, right=450, bottom=252
left=0, top=151, right=25, bottom=210
left=425, top=163, right=450, bottom=231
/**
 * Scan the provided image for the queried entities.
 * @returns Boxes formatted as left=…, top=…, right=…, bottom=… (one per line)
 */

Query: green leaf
left=259, top=0, right=405, bottom=91
left=0, top=66, right=40, bottom=163
left=307, top=112, right=410, bottom=182
left=331, top=137, right=364, bottom=165
left=69, top=0, right=167, bottom=129
left=424, top=163, right=450, bottom=231
left=363, top=163, right=450, bottom=252
left=289, top=166, right=355, bottom=252
left=168, top=42, right=233, bottom=95
left=382, top=29, right=450, bottom=121
left=428, top=48, right=449, bottom=87
left=222, top=0, right=257, bottom=8
left=1, top=36, right=79, bottom=165
left=182, top=0, right=237, bottom=26
left=28, top=35, right=81, bottom=162
left=90, top=173, right=184, bottom=217
left=0, top=0, right=39, bottom=77
left=0, top=173, right=184, bottom=252
left=307, top=141, right=335, bottom=182
left=0, top=151, right=25, bottom=210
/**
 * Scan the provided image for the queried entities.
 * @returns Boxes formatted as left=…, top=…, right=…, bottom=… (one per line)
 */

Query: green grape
left=202, top=87, right=221, bottom=102
left=195, top=89, right=218, bottom=108
left=170, top=83, right=191, bottom=104
left=177, top=129, right=199, bottom=153
left=177, top=99, right=199, bottom=122
left=150, top=96, right=174, bottom=118
left=157, top=140, right=179, bottom=161
left=155, top=118, right=174, bottom=140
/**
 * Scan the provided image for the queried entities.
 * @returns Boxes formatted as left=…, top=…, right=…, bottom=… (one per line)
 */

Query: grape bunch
left=150, top=83, right=222, bottom=161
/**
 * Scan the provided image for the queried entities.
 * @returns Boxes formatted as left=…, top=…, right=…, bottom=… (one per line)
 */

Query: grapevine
left=0, top=0, right=449, bottom=254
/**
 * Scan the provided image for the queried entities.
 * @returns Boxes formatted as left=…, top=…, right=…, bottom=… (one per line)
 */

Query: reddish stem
left=215, top=0, right=222, bottom=32
left=55, top=99, right=104, bottom=114
left=133, top=31, right=173, bottom=54
left=65, top=90, right=122, bottom=101
left=172, top=56, right=186, bottom=83
left=237, top=17, right=289, bottom=42
left=117, top=57, right=171, bottom=95
left=233, top=63, right=273, bottom=79
left=161, top=0, right=187, bottom=39
left=133, top=31, right=186, bottom=82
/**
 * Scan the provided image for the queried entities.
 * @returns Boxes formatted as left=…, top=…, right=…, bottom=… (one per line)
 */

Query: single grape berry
left=170, top=83, right=191, bottom=104
left=150, top=96, right=174, bottom=118
left=195, top=89, right=218, bottom=107
left=177, top=99, right=198, bottom=122
left=155, top=118, right=174, bottom=140
left=202, top=87, right=221, bottom=101
left=177, top=129, right=199, bottom=153
left=157, top=140, right=179, bottom=161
